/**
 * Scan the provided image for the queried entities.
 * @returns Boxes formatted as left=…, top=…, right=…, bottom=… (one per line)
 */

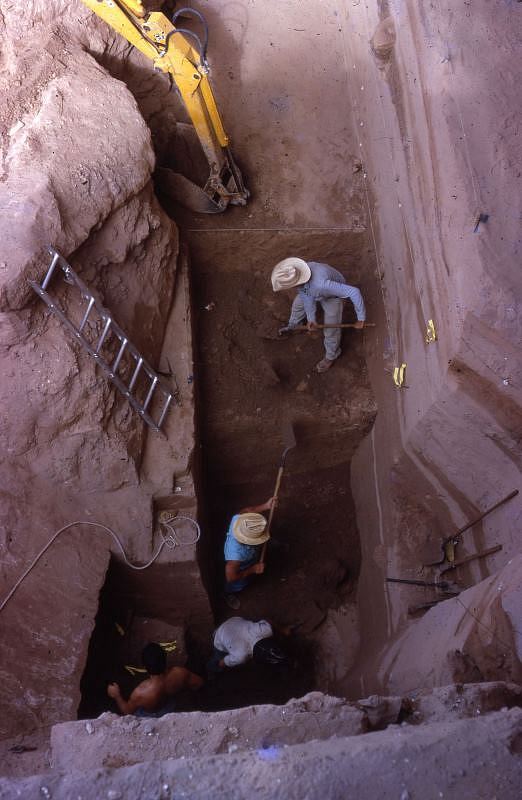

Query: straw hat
left=271, top=257, right=311, bottom=291
left=232, top=513, right=270, bottom=546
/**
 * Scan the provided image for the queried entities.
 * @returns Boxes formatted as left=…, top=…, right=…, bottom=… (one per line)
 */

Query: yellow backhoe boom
left=80, top=0, right=249, bottom=212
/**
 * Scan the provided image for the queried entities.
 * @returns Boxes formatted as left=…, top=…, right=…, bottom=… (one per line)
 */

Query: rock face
left=346, top=0, right=522, bottom=697
left=0, top=0, right=208, bottom=739
left=49, top=681, right=522, bottom=773
left=379, top=556, right=522, bottom=693
left=3, top=706, right=522, bottom=800
left=0, top=522, right=111, bottom=739
left=0, top=50, right=154, bottom=310
left=51, top=692, right=365, bottom=771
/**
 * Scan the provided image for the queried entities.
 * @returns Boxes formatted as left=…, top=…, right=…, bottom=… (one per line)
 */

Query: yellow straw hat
left=232, top=513, right=270, bottom=545
left=271, top=257, right=311, bottom=291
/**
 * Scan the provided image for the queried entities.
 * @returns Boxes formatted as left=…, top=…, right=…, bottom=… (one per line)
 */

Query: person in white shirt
left=208, top=617, right=288, bottom=672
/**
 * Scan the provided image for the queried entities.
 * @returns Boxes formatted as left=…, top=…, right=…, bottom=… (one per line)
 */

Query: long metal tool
left=260, top=322, right=375, bottom=341
left=439, top=544, right=502, bottom=576
left=292, top=323, right=376, bottom=330
left=386, top=577, right=460, bottom=594
left=425, top=489, right=518, bottom=567
left=442, top=490, right=518, bottom=546
left=260, top=421, right=297, bottom=563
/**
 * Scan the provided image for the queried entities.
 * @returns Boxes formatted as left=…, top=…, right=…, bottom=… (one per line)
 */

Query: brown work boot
left=315, top=357, right=335, bottom=373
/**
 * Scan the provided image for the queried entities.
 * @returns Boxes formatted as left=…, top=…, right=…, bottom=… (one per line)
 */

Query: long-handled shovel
left=291, top=323, right=376, bottom=331
left=260, top=421, right=297, bottom=563
left=259, top=322, right=375, bottom=340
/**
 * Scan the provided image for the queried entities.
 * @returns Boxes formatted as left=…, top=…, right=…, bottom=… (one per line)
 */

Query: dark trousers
left=207, top=648, right=228, bottom=674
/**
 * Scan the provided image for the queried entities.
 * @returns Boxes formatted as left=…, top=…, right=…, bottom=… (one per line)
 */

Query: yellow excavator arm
left=80, top=0, right=249, bottom=213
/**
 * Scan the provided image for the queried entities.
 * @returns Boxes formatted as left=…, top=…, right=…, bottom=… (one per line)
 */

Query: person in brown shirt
left=107, top=642, right=204, bottom=716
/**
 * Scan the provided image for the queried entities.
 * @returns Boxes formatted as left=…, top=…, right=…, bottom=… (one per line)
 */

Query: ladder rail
left=30, top=248, right=176, bottom=433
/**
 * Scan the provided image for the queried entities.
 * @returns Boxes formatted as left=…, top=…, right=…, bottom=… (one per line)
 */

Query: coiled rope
left=0, top=515, right=201, bottom=614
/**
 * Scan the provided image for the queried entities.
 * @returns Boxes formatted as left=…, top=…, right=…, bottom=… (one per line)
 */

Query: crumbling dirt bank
left=0, top=0, right=212, bottom=738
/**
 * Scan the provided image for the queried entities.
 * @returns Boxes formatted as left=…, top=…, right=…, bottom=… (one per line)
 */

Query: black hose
left=165, top=27, right=207, bottom=68
left=169, top=7, right=209, bottom=65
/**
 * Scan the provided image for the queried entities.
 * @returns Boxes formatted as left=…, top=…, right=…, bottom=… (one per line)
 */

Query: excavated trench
left=79, top=225, right=377, bottom=715
left=188, top=230, right=377, bottom=706
left=77, top=0, right=379, bottom=716
left=2, top=3, right=521, bottom=793
left=1, top=8, right=521, bottom=794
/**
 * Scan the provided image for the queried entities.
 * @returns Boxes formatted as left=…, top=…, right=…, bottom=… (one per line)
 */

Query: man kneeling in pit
left=207, top=616, right=289, bottom=672
left=107, top=642, right=204, bottom=716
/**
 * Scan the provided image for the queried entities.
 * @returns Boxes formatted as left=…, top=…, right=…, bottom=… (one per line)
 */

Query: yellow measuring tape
left=425, top=319, right=437, bottom=344
left=392, top=321, right=436, bottom=388
left=393, top=363, right=407, bottom=387
left=124, top=665, right=147, bottom=676
left=159, top=640, right=178, bottom=653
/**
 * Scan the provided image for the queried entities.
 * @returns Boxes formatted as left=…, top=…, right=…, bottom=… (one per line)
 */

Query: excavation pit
left=1, top=0, right=521, bottom=793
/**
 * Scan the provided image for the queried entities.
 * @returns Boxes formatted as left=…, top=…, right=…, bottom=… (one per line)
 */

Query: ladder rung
left=128, top=357, right=143, bottom=391
left=157, top=393, right=173, bottom=429
left=112, top=338, right=128, bottom=374
left=142, top=376, right=158, bottom=412
left=42, top=251, right=60, bottom=291
left=79, top=297, right=95, bottom=333
left=96, top=317, right=112, bottom=353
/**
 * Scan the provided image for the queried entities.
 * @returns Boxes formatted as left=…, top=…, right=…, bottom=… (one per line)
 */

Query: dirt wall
left=0, top=1, right=211, bottom=737
left=344, top=1, right=522, bottom=694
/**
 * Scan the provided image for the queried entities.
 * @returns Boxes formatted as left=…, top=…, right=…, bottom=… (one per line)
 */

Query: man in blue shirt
left=271, top=257, right=366, bottom=373
left=224, top=497, right=274, bottom=608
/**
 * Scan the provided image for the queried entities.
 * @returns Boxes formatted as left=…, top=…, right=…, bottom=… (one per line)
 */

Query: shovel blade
left=283, top=420, right=297, bottom=451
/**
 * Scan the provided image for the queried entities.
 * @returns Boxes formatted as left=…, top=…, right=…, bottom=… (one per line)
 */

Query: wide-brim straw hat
left=271, top=257, right=311, bottom=291
left=232, top=513, right=270, bottom=546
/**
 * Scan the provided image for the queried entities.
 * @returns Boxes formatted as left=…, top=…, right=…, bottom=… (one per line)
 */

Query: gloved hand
left=278, top=325, right=294, bottom=336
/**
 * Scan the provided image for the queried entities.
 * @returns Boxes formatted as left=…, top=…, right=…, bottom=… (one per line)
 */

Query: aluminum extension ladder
left=30, top=248, right=176, bottom=433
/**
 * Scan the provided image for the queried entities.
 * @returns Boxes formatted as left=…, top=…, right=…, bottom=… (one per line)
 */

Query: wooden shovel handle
left=260, top=466, right=284, bottom=563
left=294, top=323, right=376, bottom=330
left=440, top=544, right=502, bottom=575
left=443, top=489, right=518, bottom=545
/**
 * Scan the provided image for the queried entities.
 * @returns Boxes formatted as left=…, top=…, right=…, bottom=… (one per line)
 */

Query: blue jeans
left=289, top=294, right=343, bottom=360
left=225, top=575, right=252, bottom=593
left=207, top=648, right=228, bottom=674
